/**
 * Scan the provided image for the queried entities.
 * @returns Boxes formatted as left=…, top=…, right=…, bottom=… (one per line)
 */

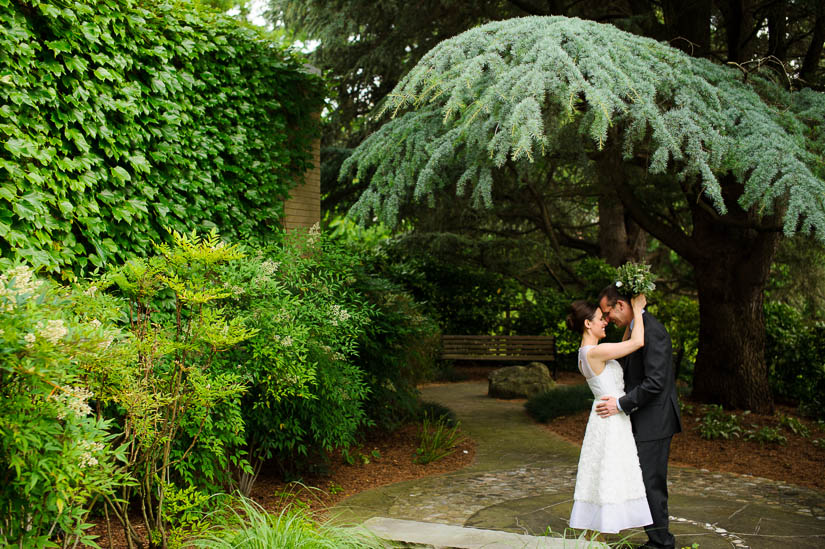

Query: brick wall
left=283, top=115, right=321, bottom=231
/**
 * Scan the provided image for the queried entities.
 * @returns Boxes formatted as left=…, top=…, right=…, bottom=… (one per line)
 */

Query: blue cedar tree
left=343, top=16, right=825, bottom=241
left=342, top=16, right=825, bottom=412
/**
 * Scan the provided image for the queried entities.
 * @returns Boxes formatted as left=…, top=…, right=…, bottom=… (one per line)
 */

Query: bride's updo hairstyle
left=566, top=300, right=598, bottom=334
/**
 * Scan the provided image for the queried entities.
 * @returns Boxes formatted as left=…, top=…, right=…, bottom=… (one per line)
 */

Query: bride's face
left=587, top=309, right=608, bottom=339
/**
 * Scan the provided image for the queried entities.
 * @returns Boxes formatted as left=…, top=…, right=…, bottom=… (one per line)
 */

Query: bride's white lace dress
left=569, top=345, right=652, bottom=533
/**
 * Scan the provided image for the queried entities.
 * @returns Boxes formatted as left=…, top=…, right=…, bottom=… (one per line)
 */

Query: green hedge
left=524, top=383, right=594, bottom=422
left=0, top=0, right=323, bottom=274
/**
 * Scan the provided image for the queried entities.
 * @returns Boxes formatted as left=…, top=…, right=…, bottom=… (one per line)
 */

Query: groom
left=595, top=284, right=682, bottom=549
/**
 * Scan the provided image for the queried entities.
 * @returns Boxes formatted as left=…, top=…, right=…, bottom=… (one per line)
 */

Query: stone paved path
left=334, top=381, right=825, bottom=548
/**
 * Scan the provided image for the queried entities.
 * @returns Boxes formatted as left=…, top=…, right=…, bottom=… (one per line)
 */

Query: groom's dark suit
left=618, top=311, right=682, bottom=549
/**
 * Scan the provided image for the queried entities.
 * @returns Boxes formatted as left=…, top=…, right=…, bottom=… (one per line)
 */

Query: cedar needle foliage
left=342, top=17, right=825, bottom=241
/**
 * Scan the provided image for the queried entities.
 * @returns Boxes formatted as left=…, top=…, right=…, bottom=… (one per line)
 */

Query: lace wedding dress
left=568, top=345, right=653, bottom=533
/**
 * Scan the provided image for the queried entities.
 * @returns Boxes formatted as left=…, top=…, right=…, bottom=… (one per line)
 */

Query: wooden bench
left=440, top=335, right=556, bottom=371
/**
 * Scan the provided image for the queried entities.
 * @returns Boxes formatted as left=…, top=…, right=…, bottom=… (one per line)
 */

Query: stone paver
left=333, top=381, right=825, bottom=548
left=361, top=517, right=608, bottom=548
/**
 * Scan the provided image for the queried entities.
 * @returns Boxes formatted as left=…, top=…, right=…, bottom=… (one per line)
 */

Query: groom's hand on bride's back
left=596, top=396, right=620, bottom=418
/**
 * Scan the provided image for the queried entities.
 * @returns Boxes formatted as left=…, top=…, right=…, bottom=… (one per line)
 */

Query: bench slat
left=440, top=334, right=555, bottom=362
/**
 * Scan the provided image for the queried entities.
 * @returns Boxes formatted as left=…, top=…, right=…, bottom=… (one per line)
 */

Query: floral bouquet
left=615, top=262, right=656, bottom=295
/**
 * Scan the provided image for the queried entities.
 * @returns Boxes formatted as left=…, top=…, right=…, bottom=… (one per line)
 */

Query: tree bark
left=598, top=191, right=629, bottom=266
left=661, top=0, right=711, bottom=56
left=689, top=178, right=780, bottom=413
left=800, top=2, right=825, bottom=87
left=596, top=145, right=647, bottom=265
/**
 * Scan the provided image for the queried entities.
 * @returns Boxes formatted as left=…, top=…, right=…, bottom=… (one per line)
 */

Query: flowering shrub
left=217, top=227, right=373, bottom=487
left=0, top=266, right=130, bottom=548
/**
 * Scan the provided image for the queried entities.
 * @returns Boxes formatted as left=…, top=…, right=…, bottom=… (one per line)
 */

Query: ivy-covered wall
left=0, top=0, right=324, bottom=275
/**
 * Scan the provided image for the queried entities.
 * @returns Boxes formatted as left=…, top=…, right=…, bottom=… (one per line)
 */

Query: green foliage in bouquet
left=0, top=266, right=132, bottom=548
left=615, top=262, right=657, bottom=296
left=0, top=0, right=323, bottom=274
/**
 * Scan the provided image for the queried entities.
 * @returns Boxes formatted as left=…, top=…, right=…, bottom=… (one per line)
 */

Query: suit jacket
left=618, top=311, right=682, bottom=442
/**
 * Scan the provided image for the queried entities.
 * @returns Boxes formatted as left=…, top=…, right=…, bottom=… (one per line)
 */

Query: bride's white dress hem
left=569, top=495, right=652, bottom=534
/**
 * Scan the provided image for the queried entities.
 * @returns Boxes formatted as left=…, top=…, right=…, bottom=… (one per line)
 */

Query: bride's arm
left=588, top=295, right=646, bottom=363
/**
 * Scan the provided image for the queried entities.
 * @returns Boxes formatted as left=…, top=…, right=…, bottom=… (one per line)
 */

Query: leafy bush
left=695, top=405, right=744, bottom=440
left=525, top=384, right=594, bottom=422
left=649, top=296, right=699, bottom=383
left=216, top=229, right=373, bottom=486
left=1, top=0, right=323, bottom=274
left=371, top=236, right=523, bottom=335
left=351, top=263, right=441, bottom=431
left=0, top=266, right=131, bottom=548
left=745, top=426, right=788, bottom=446
left=777, top=414, right=810, bottom=437
left=98, top=230, right=255, bottom=548
left=764, top=302, right=825, bottom=419
left=414, top=413, right=466, bottom=465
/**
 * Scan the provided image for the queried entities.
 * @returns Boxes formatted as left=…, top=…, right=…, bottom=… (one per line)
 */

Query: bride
left=566, top=295, right=652, bottom=534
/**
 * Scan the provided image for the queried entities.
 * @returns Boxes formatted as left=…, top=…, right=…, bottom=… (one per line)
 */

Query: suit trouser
left=636, top=436, right=675, bottom=549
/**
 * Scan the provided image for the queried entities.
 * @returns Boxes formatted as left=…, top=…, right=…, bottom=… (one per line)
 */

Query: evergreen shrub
left=351, top=262, right=441, bottom=431
left=524, top=384, right=593, bottom=423
left=1, top=0, right=323, bottom=274
left=764, top=302, right=825, bottom=419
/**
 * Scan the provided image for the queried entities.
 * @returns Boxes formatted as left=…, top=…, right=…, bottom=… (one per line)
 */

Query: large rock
left=488, top=362, right=555, bottom=399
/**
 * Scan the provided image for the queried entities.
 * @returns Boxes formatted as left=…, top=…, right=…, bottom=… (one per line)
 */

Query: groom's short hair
left=599, top=284, right=632, bottom=306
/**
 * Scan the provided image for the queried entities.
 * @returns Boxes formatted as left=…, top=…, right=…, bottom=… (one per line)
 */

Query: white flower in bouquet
left=615, top=262, right=656, bottom=295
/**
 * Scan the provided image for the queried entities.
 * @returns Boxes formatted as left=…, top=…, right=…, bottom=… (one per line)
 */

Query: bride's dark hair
left=566, top=300, right=599, bottom=333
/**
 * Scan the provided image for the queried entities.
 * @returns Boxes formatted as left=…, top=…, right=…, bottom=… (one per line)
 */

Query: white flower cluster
left=77, top=439, right=105, bottom=468
left=329, top=304, right=351, bottom=326
left=261, top=260, right=281, bottom=276
left=84, top=285, right=98, bottom=296
left=307, top=222, right=322, bottom=245
left=36, top=319, right=68, bottom=344
left=0, top=266, right=44, bottom=311
left=53, top=385, right=94, bottom=421
left=24, top=332, right=36, bottom=348
left=273, top=334, right=293, bottom=347
left=274, top=309, right=292, bottom=323
left=87, top=320, right=114, bottom=350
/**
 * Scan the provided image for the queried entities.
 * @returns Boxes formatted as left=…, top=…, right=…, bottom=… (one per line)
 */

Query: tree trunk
left=661, top=0, right=711, bottom=56
left=800, top=2, right=825, bottom=87
left=598, top=191, right=629, bottom=267
left=597, top=144, right=647, bottom=266
left=692, top=256, right=775, bottom=412
left=689, top=183, right=780, bottom=413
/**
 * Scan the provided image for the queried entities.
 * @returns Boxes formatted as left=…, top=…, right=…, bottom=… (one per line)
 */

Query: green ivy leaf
left=111, top=166, right=131, bottom=182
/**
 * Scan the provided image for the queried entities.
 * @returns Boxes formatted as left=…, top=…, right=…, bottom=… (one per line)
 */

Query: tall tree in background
left=340, top=17, right=825, bottom=412
left=273, top=0, right=824, bottom=270
left=271, top=0, right=824, bottom=148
